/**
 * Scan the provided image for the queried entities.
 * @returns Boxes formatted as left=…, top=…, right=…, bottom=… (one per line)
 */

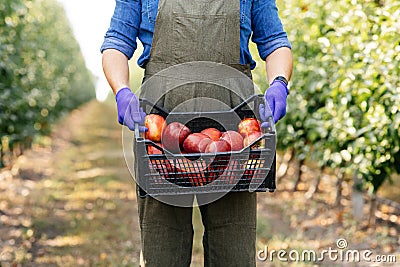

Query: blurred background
left=0, top=0, right=399, bottom=266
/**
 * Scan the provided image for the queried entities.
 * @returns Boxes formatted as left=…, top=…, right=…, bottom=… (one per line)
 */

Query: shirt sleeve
left=251, top=0, right=292, bottom=60
left=100, top=0, right=142, bottom=59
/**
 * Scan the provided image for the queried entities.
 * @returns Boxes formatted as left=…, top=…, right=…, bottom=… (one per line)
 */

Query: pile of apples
left=144, top=114, right=262, bottom=155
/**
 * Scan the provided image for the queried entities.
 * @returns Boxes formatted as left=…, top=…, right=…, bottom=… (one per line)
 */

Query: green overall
left=137, top=0, right=257, bottom=266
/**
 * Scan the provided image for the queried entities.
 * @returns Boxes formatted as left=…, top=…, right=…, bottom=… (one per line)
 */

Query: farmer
left=101, top=0, right=292, bottom=265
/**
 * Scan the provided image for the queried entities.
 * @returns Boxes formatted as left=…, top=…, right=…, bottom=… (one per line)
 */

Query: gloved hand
left=259, top=79, right=288, bottom=126
left=115, top=87, right=147, bottom=132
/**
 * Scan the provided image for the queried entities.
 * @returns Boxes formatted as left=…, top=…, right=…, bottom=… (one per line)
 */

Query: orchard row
left=0, top=0, right=95, bottom=166
left=259, top=0, right=399, bottom=200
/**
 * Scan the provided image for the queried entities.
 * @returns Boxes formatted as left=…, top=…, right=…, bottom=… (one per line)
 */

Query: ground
left=0, top=100, right=399, bottom=266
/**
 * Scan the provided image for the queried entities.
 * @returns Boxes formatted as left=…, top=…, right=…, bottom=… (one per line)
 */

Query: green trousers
left=137, top=192, right=257, bottom=267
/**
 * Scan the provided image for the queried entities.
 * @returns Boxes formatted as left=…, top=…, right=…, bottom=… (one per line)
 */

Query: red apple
left=183, top=133, right=210, bottom=153
left=162, top=122, right=191, bottom=153
left=223, top=159, right=240, bottom=183
left=199, top=138, right=213, bottom=153
left=182, top=159, right=208, bottom=187
left=206, top=154, right=231, bottom=181
left=242, top=169, right=255, bottom=180
left=243, top=131, right=262, bottom=147
left=166, top=158, right=207, bottom=187
left=201, top=127, right=222, bottom=141
left=205, top=139, right=231, bottom=153
left=147, top=143, right=167, bottom=181
left=238, top=118, right=261, bottom=138
left=145, top=114, right=166, bottom=142
left=221, top=130, right=244, bottom=151
left=147, top=143, right=163, bottom=155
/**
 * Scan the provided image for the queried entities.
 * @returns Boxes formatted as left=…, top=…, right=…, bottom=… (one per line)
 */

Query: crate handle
left=140, top=99, right=170, bottom=117
left=267, top=115, right=276, bottom=133
left=134, top=123, right=144, bottom=141
left=232, top=94, right=260, bottom=113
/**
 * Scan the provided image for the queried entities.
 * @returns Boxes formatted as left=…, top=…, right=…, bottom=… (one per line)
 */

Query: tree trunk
left=351, top=173, right=364, bottom=220
left=12, top=142, right=22, bottom=158
left=0, top=144, right=4, bottom=168
left=293, top=158, right=305, bottom=191
left=305, top=166, right=324, bottom=199
left=368, top=194, right=377, bottom=227
left=334, top=171, right=344, bottom=207
left=277, top=149, right=294, bottom=179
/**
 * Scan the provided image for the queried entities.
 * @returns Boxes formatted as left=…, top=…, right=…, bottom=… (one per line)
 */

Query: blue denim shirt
left=101, top=0, right=291, bottom=70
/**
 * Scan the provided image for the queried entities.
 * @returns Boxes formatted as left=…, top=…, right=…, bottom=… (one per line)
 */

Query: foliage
left=261, top=0, right=400, bottom=193
left=0, top=0, right=95, bottom=164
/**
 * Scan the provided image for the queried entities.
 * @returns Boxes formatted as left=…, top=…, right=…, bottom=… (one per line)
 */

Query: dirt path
left=1, top=100, right=399, bottom=266
left=1, top=100, right=142, bottom=266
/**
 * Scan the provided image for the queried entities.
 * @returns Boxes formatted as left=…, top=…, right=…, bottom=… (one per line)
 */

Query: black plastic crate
left=133, top=95, right=276, bottom=197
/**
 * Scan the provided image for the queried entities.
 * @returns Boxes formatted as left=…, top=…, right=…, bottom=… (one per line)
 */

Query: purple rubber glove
left=259, top=79, right=288, bottom=126
left=115, top=87, right=147, bottom=132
